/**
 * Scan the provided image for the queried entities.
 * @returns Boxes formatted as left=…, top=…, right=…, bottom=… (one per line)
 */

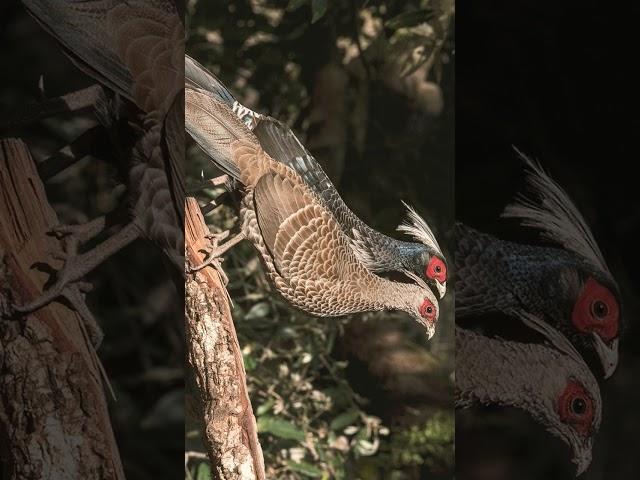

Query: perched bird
left=12, top=0, right=184, bottom=321
left=184, top=55, right=448, bottom=299
left=456, top=153, right=620, bottom=378
left=456, top=322, right=602, bottom=476
left=185, top=88, right=441, bottom=336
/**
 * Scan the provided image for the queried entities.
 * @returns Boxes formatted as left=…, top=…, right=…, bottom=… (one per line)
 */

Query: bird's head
left=400, top=270, right=440, bottom=339
left=550, top=264, right=621, bottom=379
left=397, top=202, right=447, bottom=299
left=570, top=274, right=620, bottom=379
left=503, top=150, right=621, bottom=378
left=547, top=377, right=601, bottom=476
left=522, top=315, right=603, bottom=477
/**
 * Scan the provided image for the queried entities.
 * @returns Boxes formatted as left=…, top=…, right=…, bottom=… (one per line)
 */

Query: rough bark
left=0, top=138, right=124, bottom=479
left=185, top=198, right=265, bottom=480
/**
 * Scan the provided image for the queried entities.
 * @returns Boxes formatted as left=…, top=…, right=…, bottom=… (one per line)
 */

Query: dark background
left=456, top=1, right=640, bottom=479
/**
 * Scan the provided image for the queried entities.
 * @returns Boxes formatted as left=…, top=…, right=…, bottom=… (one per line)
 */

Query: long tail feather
left=185, top=86, right=259, bottom=181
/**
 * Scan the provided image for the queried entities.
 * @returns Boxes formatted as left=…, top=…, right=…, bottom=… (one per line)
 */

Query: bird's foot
left=9, top=273, right=103, bottom=348
left=189, top=231, right=246, bottom=282
left=50, top=216, right=107, bottom=245
left=11, top=232, right=87, bottom=314
left=11, top=222, right=140, bottom=345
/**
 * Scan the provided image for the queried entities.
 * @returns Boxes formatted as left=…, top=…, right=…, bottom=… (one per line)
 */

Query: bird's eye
left=557, top=380, right=594, bottom=437
left=419, top=298, right=437, bottom=321
left=426, top=256, right=447, bottom=283
left=571, top=277, right=619, bottom=342
left=571, top=397, right=587, bottom=415
left=591, top=300, right=609, bottom=319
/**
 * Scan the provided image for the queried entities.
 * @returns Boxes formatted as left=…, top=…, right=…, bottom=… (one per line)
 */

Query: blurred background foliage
left=185, top=1, right=454, bottom=479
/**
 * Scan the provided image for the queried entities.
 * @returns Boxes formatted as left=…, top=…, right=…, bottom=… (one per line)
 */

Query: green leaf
left=287, top=0, right=309, bottom=11
left=329, top=408, right=360, bottom=431
left=258, top=416, right=305, bottom=441
left=286, top=460, right=324, bottom=478
left=311, top=0, right=328, bottom=24
left=242, top=352, right=257, bottom=371
left=196, top=462, right=212, bottom=480
left=385, top=9, right=435, bottom=30
left=245, top=301, right=270, bottom=320
left=256, top=398, right=275, bottom=416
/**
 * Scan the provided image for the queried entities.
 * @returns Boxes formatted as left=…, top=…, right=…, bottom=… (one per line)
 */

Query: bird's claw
left=188, top=229, right=242, bottom=285
left=49, top=217, right=106, bottom=244
left=190, top=249, right=229, bottom=285
left=10, top=234, right=102, bottom=345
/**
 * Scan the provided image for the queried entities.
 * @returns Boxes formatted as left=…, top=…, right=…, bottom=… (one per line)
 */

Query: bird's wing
left=163, top=92, right=186, bottom=223
left=22, top=0, right=133, bottom=101
left=251, top=117, right=399, bottom=265
left=185, top=55, right=236, bottom=105
left=253, top=171, right=358, bottom=285
left=23, top=0, right=182, bottom=118
left=185, top=54, right=262, bottom=128
left=252, top=119, right=333, bottom=194
left=183, top=57, right=357, bottom=229
left=185, top=87, right=249, bottom=181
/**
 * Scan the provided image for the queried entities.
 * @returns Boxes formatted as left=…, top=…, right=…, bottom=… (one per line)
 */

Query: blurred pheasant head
left=519, top=306, right=603, bottom=477
left=457, top=323, right=602, bottom=476
left=546, top=263, right=621, bottom=380
left=397, top=201, right=448, bottom=299
left=399, top=270, right=440, bottom=339
left=531, top=323, right=602, bottom=477
left=553, top=378, right=600, bottom=476
left=503, top=150, right=621, bottom=378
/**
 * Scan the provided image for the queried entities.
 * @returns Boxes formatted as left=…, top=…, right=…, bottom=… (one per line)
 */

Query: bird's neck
left=367, top=234, right=424, bottom=272
left=363, top=275, right=418, bottom=313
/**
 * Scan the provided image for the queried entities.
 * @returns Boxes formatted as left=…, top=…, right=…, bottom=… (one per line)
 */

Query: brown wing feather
left=253, top=171, right=364, bottom=289
left=254, top=173, right=313, bottom=269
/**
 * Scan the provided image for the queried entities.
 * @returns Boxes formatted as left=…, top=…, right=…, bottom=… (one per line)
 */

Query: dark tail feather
left=185, top=55, right=236, bottom=106
left=185, top=86, right=259, bottom=181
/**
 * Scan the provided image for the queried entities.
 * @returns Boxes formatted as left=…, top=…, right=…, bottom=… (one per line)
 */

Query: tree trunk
left=0, top=138, right=124, bottom=479
left=185, top=198, right=266, bottom=480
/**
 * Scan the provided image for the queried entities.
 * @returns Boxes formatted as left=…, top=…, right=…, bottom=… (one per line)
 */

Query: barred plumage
left=185, top=87, right=441, bottom=336
left=184, top=55, right=448, bottom=299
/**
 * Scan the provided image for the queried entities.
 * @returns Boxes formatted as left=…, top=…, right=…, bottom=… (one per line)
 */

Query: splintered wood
left=185, top=197, right=266, bottom=480
left=0, top=138, right=124, bottom=479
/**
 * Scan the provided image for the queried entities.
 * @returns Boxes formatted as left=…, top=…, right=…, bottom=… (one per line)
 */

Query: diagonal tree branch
left=0, top=138, right=124, bottom=479
left=185, top=197, right=266, bottom=480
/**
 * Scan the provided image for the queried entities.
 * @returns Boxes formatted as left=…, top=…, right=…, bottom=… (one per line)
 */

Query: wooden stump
left=0, top=138, right=124, bottom=479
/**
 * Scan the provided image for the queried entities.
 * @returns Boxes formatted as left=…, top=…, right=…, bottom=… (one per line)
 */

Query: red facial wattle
left=571, top=277, right=619, bottom=342
left=556, top=380, right=594, bottom=437
left=426, top=256, right=447, bottom=284
left=419, top=298, right=437, bottom=322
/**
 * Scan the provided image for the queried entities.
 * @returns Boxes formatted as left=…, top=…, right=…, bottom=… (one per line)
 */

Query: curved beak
left=425, top=323, right=436, bottom=340
left=435, top=280, right=446, bottom=299
left=593, top=334, right=619, bottom=379
left=574, top=447, right=592, bottom=477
